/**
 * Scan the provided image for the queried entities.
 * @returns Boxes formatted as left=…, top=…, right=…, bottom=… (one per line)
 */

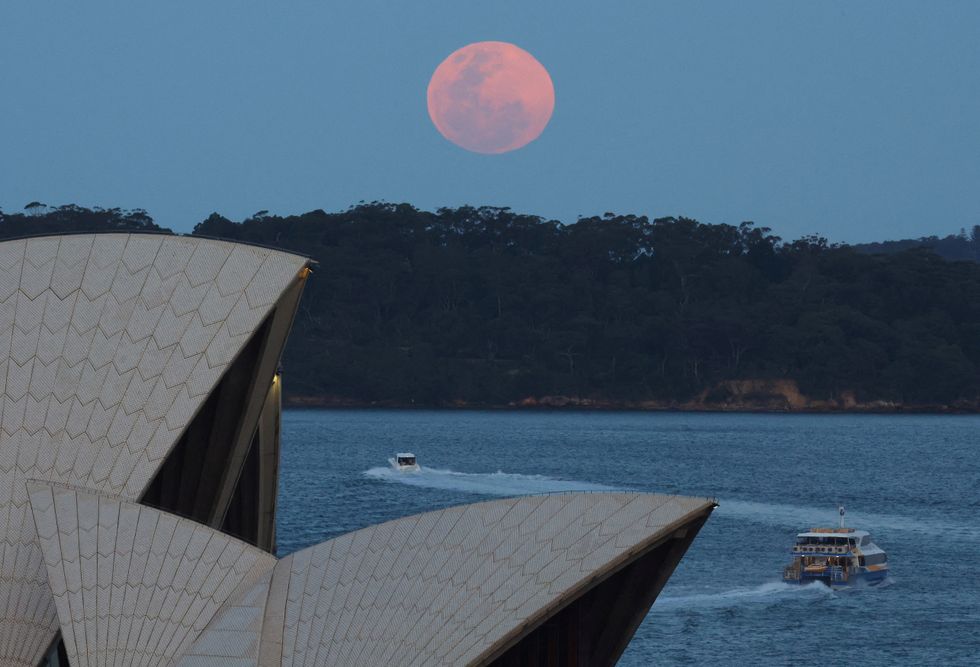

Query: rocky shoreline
left=284, top=379, right=980, bottom=413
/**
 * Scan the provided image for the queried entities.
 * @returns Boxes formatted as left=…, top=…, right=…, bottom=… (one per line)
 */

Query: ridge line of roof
left=0, top=231, right=315, bottom=264
left=282, top=491, right=716, bottom=558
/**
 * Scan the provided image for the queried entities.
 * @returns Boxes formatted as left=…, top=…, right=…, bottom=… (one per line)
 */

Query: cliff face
left=683, top=379, right=892, bottom=412
left=285, top=379, right=980, bottom=412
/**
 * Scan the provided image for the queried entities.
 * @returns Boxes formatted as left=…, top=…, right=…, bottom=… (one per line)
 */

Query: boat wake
left=651, top=581, right=833, bottom=611
left=363, top=466, right=622, bottom=496
left=718, top=499, right=980, bottom=543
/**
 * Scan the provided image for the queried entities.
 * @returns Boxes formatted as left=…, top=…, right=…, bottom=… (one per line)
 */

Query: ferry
left=389, top=452, right=420, bottom=472
left=782, top=506, right=889, bottom=588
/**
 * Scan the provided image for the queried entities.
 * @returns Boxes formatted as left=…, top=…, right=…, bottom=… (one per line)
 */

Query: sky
left=1, top=1, right=978, bottom=243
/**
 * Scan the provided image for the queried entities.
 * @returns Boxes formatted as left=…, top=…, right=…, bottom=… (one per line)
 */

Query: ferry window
left=848, top=539, right=856, bottom=546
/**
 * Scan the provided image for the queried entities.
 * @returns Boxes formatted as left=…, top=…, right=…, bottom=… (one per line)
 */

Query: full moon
left=427, top=41, right=555, bottom=154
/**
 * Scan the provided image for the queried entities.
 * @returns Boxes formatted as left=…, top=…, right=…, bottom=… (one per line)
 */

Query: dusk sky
left=2, top=1, right=978, bottom=242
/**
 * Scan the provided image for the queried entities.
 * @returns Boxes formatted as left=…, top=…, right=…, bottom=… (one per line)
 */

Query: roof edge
left=0, top=231, right=314, bottom=265
left=24, top=480, right=281, bottom=561
left=469, top=496, right=717, bottom=667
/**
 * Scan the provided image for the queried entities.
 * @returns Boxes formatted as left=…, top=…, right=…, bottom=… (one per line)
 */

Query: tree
left=24, top=201, right=46, bottom=216
left=7, top=201, right=980, bottom=409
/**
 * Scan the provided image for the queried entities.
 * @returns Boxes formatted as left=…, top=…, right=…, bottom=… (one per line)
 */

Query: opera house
left=0, top=233, right=714, bottom=666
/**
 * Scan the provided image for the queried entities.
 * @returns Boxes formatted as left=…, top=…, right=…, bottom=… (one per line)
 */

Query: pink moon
left=427, top=41, right=555, bottom=154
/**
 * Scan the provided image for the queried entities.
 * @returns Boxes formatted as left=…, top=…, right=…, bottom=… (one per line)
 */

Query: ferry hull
left=785, top=568, right=888, bottom=588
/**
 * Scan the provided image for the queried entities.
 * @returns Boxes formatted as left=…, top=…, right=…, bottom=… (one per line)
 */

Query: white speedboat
left=782, top=506, right=889, bottom=588
left=389, top=452, right=420, bottom=472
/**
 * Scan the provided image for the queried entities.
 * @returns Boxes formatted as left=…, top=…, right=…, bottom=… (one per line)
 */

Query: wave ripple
left=363, top=466, right=621, bottom=496
left=652, top=582, right=834, bottom=611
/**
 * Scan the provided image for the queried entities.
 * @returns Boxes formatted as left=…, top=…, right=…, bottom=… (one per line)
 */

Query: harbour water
left=277, top=410, right=980, bottom=665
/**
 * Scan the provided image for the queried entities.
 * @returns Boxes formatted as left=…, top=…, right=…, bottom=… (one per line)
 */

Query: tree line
left=853, top=226, right=980, bottom=263
left=3, top=202, right=979, bottom=408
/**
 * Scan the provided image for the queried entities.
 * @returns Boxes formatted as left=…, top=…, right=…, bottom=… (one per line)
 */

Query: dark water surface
left=276, top=410, right=980, bottom=665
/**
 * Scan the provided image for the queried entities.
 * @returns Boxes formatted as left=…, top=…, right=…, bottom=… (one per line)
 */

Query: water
left=277, top=410, right=980, bottom=665
left=363, top=465, right=622, bottom=495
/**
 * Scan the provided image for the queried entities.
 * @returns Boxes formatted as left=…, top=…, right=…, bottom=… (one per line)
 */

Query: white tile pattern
left=0, top=234, right=308, bottom=666
left=28, top=483, right=277, bottom=667
left=175, top=492, right=712, bottom=667
left=177, top=570, right=273, bottom=666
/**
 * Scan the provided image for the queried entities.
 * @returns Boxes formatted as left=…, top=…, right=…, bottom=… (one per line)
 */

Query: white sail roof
left=27, top=485, right=713, bottom=667
left=0, top=234, right=308, bottom=665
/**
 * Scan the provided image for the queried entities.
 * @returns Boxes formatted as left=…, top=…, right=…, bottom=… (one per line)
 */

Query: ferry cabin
left=783, top=528, right=888, bottom=586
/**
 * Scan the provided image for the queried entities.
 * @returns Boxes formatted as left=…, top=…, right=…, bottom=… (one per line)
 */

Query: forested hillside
left=3, top=203, right=979, bottom=410
left=193, top=204, right=980, bottom=410
left=854, top=227, right=980, bottom=262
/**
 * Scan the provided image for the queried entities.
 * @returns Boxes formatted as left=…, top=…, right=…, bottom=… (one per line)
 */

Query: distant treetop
left=0, top=204, right=170, bottom=239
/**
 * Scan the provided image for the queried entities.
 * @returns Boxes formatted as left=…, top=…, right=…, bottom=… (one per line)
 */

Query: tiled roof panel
left=0, top=234, right=307, bottom=666
left=27, top=483, right=277, bottom=667
left=271, top=492, right=712, bottom=667
left=30, top=487, right=711, bottom=667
